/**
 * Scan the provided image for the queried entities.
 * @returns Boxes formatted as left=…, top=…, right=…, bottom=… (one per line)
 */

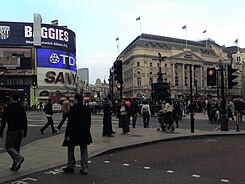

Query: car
left=52, top=103, right=62, bottom=113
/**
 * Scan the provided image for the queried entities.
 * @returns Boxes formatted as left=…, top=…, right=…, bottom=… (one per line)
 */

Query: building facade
left=0, top=20, right=77, bottom=106
left=113, top=34, right=240, bottom=99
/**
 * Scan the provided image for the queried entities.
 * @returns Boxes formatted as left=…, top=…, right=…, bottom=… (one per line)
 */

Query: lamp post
left=184, top=53, right=194, bottom=133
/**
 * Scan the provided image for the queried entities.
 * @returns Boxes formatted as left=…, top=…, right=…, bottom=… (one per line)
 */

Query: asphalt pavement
left=0, top=113, right=245, bottom=183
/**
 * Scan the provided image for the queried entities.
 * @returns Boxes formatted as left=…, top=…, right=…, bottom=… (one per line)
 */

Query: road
left=5, top=135, right=245, bottom=184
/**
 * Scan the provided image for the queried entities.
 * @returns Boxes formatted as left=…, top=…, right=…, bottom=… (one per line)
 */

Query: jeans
left=5, top=130, right=24, bottom=163
left=41, top=116, right=56, bottom=133
left=67, top=145, right=88, bottom=172
left=57, top=113, right=69, bottom=130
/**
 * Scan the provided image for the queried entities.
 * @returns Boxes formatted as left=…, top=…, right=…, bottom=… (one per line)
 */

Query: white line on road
left=221, top=179, right=229, bottom=183
left=167, top=170, right=174, bottom=174
left=192, top=174, right=200, bottom=178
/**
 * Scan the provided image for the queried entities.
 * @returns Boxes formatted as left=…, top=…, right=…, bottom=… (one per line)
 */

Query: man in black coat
left=102, top=98, right=115, bottom=137
left=0, top=93, right=27, bottom=171
left=62, top=93, right=92, bottom=174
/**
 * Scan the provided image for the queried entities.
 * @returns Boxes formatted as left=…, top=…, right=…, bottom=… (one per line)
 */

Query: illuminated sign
left=0, top=21, right=76, bottom=53
left=37, top=48, right=76, bottom=72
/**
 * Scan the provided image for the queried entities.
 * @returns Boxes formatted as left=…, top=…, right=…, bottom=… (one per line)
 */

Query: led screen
left=37, top=48, right=76, bottom=72
left=0, top=48, right=31, bottom=68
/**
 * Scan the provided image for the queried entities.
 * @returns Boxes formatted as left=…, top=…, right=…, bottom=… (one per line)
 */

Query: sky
left=1, top=0, right=245, bottom=84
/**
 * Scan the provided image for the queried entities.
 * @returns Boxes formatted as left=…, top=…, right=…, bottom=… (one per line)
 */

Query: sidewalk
left=0, top=115, right=244, bottom=183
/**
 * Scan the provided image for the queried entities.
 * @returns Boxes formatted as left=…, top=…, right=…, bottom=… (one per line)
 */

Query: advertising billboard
left=0, top=21, right=76, bottom=53
left=37, top=67, right=77, bottom=88
left=0, top=47, right=31, bottom=69
left=37, top=48, right=76, bottom=72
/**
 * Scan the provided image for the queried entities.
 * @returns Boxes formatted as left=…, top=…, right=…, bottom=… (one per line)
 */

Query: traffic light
left=227, top=64, right=238, bottom=89
left=207, top=68, right=216, bottom=86
left=113, top=60, right=123, bottom=82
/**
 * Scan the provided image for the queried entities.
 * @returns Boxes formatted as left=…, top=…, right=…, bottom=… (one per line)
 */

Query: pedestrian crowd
left=1, top=93, right=245, bottom=175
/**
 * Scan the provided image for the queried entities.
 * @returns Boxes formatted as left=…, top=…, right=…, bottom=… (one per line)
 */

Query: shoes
left=11, top=157, right=24, bottom=171
left=40, top=130, right=44, bottom=135
left=107, top=135, right=114, bottom=137
left=56, top=128, right=60, bottom=134
left=62, top=167, right=74, bottom=173
left=80, top=169, right=88, bottom=175
left=126, top=132, right=131, bottom=135
left=112, top=131, right=116, bottom=134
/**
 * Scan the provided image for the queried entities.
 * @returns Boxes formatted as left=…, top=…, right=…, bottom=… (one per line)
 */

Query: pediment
left=170, top=51, right=205, bottom=61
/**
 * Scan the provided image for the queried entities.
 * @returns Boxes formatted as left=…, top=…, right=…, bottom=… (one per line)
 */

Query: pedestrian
left=118, top=99, right=131, bottom=135
left=173, top=100, right=179, bottom=128
left=0, top=93, right=27, bottom=171
left=130, top=98, right=139, bottom=128
left=164, top=98, right=174, bottom=131
left=102, top=98, right=115, bottom=137
left=141, top=101, right=151, bottom=128
left=62, top=93, right=92, bottom=174
left=40, top=99, right=57, bottom=134
left=57, top=96, right=71, bottom=133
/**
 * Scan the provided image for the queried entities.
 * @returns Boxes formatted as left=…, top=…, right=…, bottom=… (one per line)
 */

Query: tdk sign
left=49, top=53, right=75, bottom=66
left=37, top=48, right=76, bottom=72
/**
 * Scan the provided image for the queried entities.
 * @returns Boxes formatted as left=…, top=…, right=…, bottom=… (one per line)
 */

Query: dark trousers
left=120, top=115, right=130, bottom=133
left=57, top=113, right=69, bottom=130
left=67, top=145, right=88, bottom=172
left=5, top=130, right=24, bottom=164
left=143, top=115, right=150, bottom=128
left=131, top=113, right=138, bottom=128
left=41, top=116, right=56, bottom=133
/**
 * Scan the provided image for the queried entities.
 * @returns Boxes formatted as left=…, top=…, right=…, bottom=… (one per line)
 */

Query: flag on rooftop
left=182, top=25, right=187, bottom=29
left=203, top=30, right=206, bottom=33
left=234, top=39, right=238, bottom=44
left=136, top=16, right=140, bottom=21
left=116, top=37, right=119, bottom=41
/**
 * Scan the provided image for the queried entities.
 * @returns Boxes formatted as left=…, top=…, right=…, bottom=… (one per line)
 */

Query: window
left=149, top=78, right=153, bottom=85
left=150, top=71, right=152, bottom=75
left=150, top=62, right=152, bottom=67
left=137, top=71, right=140, bottom=75
left=137, top=62, right=140, bottom=66
left=137, top=77, right=141, bottom=86
left=165, top=64, right=167, bottom=68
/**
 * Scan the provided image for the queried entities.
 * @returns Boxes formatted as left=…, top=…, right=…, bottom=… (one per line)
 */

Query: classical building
left=112, top=33, right=241, bottom=99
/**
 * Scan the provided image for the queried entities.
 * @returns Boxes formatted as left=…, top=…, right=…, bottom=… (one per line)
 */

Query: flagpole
left=185, top=27, right=187, bottom=48
left=140, top=19, right=141, bottom=34
left=116, top=37, right=120, bottom=54
left=136, top=16, right=141, bottom=35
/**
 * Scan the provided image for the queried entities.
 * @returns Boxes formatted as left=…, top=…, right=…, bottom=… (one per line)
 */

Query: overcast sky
left=1, top=0, right=245, bottom=84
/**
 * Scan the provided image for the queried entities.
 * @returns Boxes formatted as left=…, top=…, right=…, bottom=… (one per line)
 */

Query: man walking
left=57, top=96, right=71, bottom=133
left=62, top=93, right=92, bottom=174
left=0, top=93, right=27, bottom=171
left=40, top=99, right=56, bottom=134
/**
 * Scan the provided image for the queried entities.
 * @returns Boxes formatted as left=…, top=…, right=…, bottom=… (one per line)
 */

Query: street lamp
left=184, top=53, right=194, bottom=133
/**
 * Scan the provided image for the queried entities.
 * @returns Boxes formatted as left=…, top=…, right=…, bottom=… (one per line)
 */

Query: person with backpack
left=141, top=101, right=151, bottom=128
left=40, top=99, right=57, bottom=134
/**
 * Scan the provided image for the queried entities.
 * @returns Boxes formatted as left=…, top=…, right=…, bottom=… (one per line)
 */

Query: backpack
left=142, top=106, right=149, bottom=116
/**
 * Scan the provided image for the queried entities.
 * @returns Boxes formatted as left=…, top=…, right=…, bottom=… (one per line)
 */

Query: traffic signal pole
left=220, top=64, right=228, bottom=131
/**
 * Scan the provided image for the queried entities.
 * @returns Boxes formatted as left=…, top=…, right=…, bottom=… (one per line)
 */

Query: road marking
left=192, top=174, right=200, bottom=178
left=144, top=166, right=151, bottom=170
left=221, top=179, right=229, bottom=183
left=123, top=163, right=130, bottom=167
left=0, top=148, right=3, bottom=150
left=104, top=160, right=110, bottom=164
left=45, top=168, right=63, bottom=175
left=167, top=170, right=174, bottom=174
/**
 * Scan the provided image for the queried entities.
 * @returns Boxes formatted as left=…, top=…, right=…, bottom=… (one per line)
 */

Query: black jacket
left=43, top=102, right=53, bottom=115
left=64, top=102, right=92, bottom=146
left=0, top=102, right=28, bottom=136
